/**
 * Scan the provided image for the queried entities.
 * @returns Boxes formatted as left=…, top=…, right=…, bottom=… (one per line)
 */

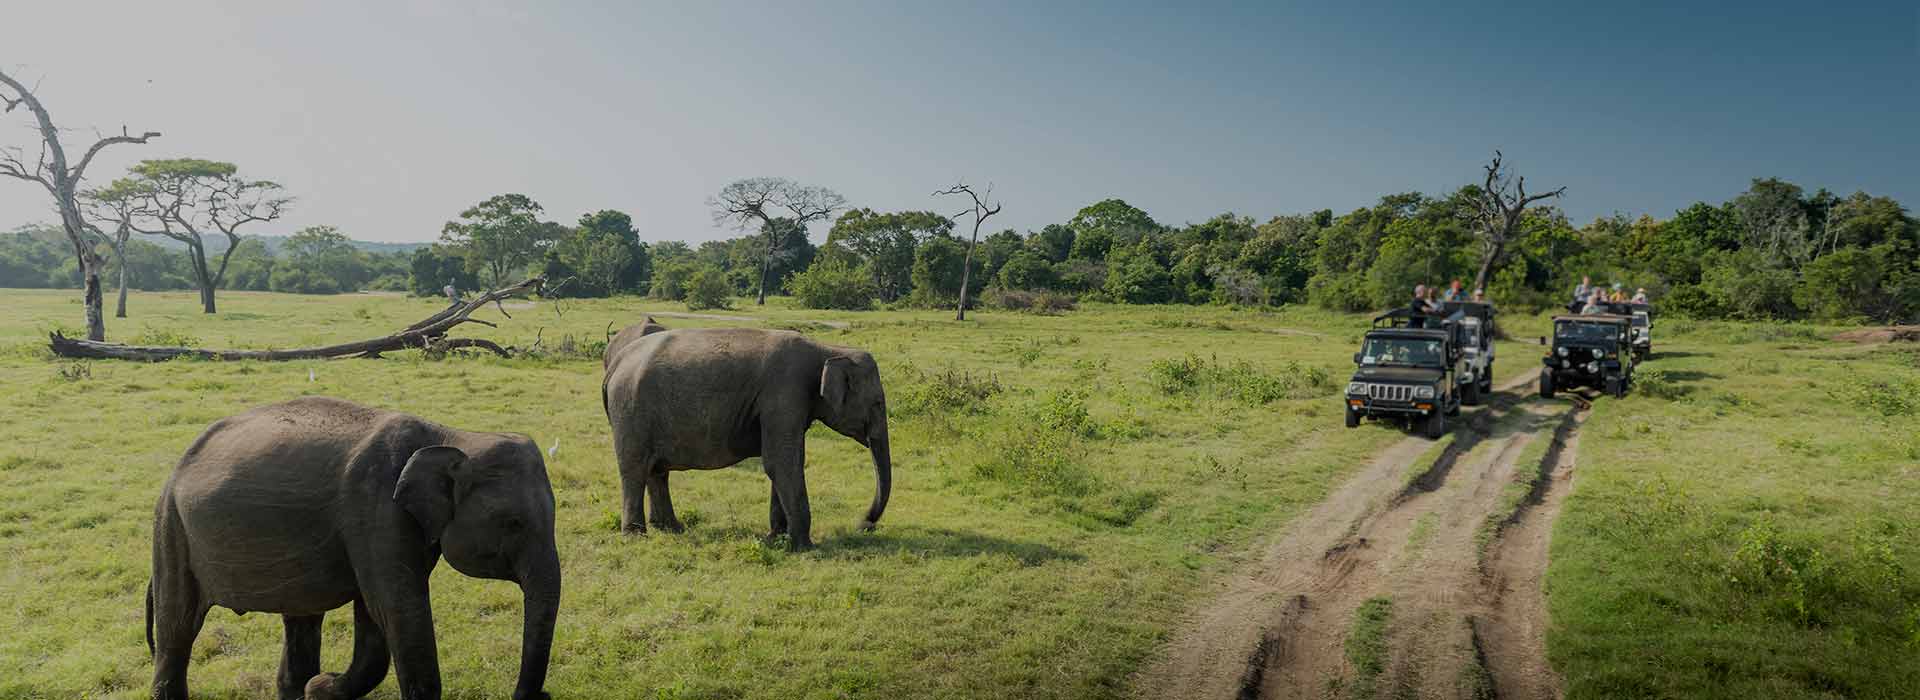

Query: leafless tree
left=0, top=68, right=159, bottom=340
left=934, top=181, right=1001, bottom=321
left=710, top=177, right=845, bottom=305
left=1461, top=150, right=1564, bottom=293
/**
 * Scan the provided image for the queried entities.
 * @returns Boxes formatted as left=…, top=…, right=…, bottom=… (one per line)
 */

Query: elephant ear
left=393, top=445, right=468, bottom=546
left=820, top=355, right=853, bottom=416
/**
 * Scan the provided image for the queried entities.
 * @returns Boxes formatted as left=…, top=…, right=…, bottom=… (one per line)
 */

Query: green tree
left=440, top=193, right=553, bottom=289
left=995, top=249, right=1057, bottom=290
left=410, top=245, right=478, bottom=298
left=1796, top=245, right=1917, bottom=321
left=684, top=265, right=733, bottom=310
left=1068, top=198, right=1159, bottom=261
left=118, top=158, right=291, bottom=313
left=906, top=236, right=978, bottom=307
left=711, top=177, right=845, bottom=305
left=825, top=209, right=951, bottom=301
left=1103, top=239, right=1174, bottom=304
left=788, top=255, right=876, bottom=310
left=1029, top=223, right=1077, bottom=264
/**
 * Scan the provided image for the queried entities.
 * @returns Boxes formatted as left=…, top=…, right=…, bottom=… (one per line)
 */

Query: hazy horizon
left=4, top=1, right=1914, bottom=244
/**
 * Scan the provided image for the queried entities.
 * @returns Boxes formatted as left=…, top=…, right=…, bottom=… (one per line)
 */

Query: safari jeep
left=1439, top=300, right=1496, bottom=402
left=1344, top=308, right=1468, bottom=439
left=1540, top=314, right=1634, bottom=398
left=1595, top=300, right=1654, bottom=359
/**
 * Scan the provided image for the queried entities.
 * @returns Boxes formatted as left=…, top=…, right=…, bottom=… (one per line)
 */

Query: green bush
left=891, top=366, right=1004, bottom=417
left=1827, top=375, right=1919, bottom=416
left=684, top=266, right=732, bottom=311
left=1146, top=353, right=1330, bottom=403
left=128, top=325, right=199, bottom=347
left=788, top=257, right=876, bottom=310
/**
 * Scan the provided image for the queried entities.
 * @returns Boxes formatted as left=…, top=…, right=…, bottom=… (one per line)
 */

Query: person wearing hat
left=1631, top=287, right=1649, bottom=304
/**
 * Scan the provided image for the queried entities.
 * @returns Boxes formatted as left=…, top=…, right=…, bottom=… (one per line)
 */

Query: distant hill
left=7, top=223, right=430, bottom=256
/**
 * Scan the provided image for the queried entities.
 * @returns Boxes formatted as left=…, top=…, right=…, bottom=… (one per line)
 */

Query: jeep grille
left=1366, top=384, right=1413, bottom=402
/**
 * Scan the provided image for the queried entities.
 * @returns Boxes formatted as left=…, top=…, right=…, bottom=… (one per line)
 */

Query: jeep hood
left=1352, top=366, right=1444, bottom=384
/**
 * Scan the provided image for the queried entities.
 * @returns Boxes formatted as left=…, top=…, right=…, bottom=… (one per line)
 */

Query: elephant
left=602, top=318, right=891, bottom=550
left=146, top=396, right=559, bottom=700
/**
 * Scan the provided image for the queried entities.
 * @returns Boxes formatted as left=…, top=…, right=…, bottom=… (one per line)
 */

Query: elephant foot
left=649, top=518, right=685, bottom=534
left=304, top=673, right=348, bottom=700
left=619, top=521, right=648, bottom=536
left=785, top=536, right=815, bottom=552
left=857, top=519, right=878, bottom=533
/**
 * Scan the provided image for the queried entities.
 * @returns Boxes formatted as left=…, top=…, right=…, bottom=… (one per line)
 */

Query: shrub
left=788, top=257, right=876, bottom=310
left=128, top=325, right=199, bottom=347
left=1827, top=375, right=1919, bottom=416
left=972, top=430, right=1094, bottom=498
left=1146, top=353, right=1330, bottom=403
left=891, top=366, right=1004, bottom=417
left=1634, top=368, right=1689, bottom=400
left=684, top=266, right=732, bottom=310
left=649, top=262, right=692, bottom=301
left=1034, top=390, right=1093, bottom=437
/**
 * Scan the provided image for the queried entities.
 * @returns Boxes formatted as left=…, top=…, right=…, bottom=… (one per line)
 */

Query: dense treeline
left=8, top=178, right=1913, bottom=323
left=0, top=223, right=411, bottom=294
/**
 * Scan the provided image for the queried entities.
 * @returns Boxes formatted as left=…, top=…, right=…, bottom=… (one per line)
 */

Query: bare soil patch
left=1137, top=373, right=1582, bottom=700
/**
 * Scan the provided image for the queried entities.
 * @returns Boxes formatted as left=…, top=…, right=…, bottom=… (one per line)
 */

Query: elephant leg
left=151, top=513, right=210, bottom=700
left=305, top=598, right=390, bottom=700
left=611, top=431, right=652, bottom=534
left=364, top=585, right=441, bottom=699
left=277, top=614, right=325, bottom=700
left=764, top=429, right=812, bottom=551
left=767, top=479, right=788, bottom=538
left=647, top=471, right=684, bottom=533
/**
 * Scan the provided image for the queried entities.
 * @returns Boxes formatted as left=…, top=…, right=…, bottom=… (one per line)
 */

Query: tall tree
left=1462, top=151, right=1564, bottom=292
left=934, top=182, right=1002, bottom=320
left=440, top=194, right=553, bottom=290
left=825, top=208, right=953, bottom=302
left=79, top=178, right=150, bottom=318
left=119, top=159, right=290, bottom=313
left=0, top=69, right=159, bottom=339
left=710, top=177, right=845, bottom=304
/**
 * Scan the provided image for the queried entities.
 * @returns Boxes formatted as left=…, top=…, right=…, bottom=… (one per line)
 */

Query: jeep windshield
left=1359, top=337, right=1446, bottom=367
left=1556, top=322, right=1618, bottom=343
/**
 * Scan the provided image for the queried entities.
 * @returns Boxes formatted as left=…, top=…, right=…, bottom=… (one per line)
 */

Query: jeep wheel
left=1605, top=376, right=1623, bottom=398
left=1479, top=365, right=1493, bottom=394
left=1345, top=408, right=1360, bottom=428
left=1462, top=377, right=1482, bottom=406
left=1540, top=370, right=1556, bottom=399
left=1423, top=410, right=1447, bottom=439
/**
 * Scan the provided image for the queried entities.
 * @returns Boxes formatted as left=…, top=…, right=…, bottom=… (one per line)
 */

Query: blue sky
left=2, top=1, right=1914, bottom=243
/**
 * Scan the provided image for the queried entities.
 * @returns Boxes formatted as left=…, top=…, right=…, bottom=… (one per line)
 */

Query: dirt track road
left=1136, top=374, right=1582, bottom=700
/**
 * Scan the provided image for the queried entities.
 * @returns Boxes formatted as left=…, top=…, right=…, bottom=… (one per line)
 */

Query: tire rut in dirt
left=1135, top=373, right=1557, bottom=700
left=1473, top=408, right=1584, bottom=700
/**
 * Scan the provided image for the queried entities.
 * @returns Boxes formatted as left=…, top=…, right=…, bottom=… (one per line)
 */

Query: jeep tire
left=1345, top=407, right=1360, bottom=428
left=1605, top=375, right=1623, bottom=398
left=1540, top=370, right=1556, bottom=399
left=1480, top=365, right=1493, bottom=394
left=1462, top=377, right=1482, bottom=406
left=1423, top=409, right=1447, bottom=439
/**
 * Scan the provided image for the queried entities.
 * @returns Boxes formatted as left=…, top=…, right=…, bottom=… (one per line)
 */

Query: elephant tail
left=144, top=579, right=155, bottom=655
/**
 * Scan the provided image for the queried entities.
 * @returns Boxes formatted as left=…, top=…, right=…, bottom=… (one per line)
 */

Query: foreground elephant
left=148, top=397, right=559, bottom=700
left=602, top=318, right=891, bottom=550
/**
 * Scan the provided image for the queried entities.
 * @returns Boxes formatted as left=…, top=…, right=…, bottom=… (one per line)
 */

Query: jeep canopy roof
left=1552, top=314, right=1631, bottom=325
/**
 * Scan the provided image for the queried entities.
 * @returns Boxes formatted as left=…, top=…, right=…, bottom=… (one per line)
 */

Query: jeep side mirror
left=1537, top=336, right=1546, bottom=346
left=1352, top=352, right=1362, bottom=364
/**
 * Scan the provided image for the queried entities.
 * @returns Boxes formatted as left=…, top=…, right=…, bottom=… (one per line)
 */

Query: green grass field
left=0, top=289, right=1912, bottom=699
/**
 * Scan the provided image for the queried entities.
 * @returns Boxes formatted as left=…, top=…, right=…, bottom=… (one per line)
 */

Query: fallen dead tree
left=49, top=277, right=547, bottom=361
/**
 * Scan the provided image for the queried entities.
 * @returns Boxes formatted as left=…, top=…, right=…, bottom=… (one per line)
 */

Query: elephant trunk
left=512, top=545, right=561, bottom=700
left=860, top=421, right=891, bottom=531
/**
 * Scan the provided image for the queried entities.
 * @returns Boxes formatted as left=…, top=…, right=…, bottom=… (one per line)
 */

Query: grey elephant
left=602, top=318, right=891, bottom=550
left=147, top=397, right=559, bottom=700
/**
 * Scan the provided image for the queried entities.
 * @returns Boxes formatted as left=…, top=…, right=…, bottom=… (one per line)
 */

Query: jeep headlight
left=1347, top=381, right=1367, bottom=396
left=1590, top=347, right=1604, bottom=358
left=1414, top=385, right=1436, bottom=399
left=1586, top=361, right=1599, bottom=373
left=1556, top=346, right=1568, bottom=357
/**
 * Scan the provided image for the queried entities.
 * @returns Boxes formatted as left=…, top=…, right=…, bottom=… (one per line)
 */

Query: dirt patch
left=1475, top=410, right=1582, bottom=700
left=1136, top=373, right=1581, bottom=700
left=1833, top=326, right=1920, bottom=344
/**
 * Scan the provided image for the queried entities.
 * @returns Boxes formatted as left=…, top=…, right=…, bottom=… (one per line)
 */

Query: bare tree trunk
left=115, top=244, right=129, bottom=318
left=1471, top=245, right=1499, bottom=294
left=52, top=277, right=546, bottom=361
left=82, top=260, right=106, bottom=341
left=956, top=222, right=980, bottom=321
left=757, top=222, right=774, bottom=306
